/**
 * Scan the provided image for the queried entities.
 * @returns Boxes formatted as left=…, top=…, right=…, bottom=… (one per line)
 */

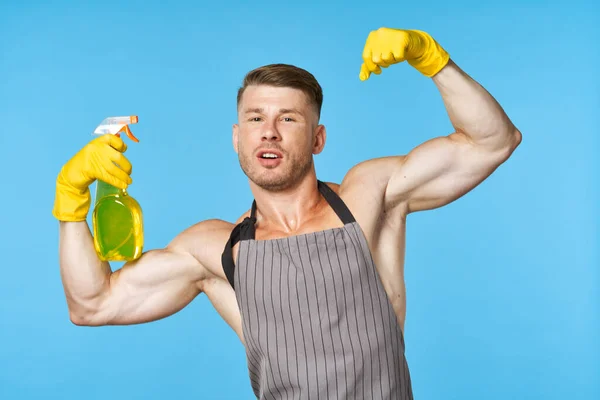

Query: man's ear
left=232, top=123, right=239, bottom=154
left=313, top=124, right=326, bottom=155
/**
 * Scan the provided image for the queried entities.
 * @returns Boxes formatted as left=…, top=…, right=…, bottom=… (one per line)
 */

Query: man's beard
left=238, top=149, right=313, bottom=192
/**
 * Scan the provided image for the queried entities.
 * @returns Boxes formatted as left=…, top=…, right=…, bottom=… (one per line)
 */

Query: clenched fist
left=359, top=28, right=450, bottom=80
left=52, top=134, right=133, bottom=222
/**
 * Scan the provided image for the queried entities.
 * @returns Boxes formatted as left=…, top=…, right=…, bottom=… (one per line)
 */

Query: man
left=53, top=28, right=521, bottom=399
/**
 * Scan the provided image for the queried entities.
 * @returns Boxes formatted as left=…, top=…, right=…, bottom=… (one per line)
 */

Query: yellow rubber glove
left=52, top=134, right=133, bottom=222
left=359, top=28, right=450, bottom=80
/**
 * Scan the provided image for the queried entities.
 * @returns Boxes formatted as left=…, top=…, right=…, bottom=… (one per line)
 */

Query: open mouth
left=257, top=150, right=283, bottom=159
left=257, top=149, right=283, bottom=167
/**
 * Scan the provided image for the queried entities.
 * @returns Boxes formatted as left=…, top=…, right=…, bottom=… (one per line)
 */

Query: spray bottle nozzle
left=93, top=116, right=140, bottom=142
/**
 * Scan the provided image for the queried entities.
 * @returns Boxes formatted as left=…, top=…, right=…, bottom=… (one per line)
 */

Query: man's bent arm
left=384, top=60, right=522, bottom=213
left=433, top=59, right=520, bottom=151
left=59, top=221, right=208, bottom=326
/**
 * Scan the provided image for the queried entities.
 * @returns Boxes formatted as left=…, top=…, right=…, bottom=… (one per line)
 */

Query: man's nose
left=262, top=119, right=282, bottom=141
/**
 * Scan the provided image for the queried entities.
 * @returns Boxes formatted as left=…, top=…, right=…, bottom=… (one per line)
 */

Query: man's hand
left=52, top=134, right=133, bottom=222
left=359, top=28, right=450, bottom=80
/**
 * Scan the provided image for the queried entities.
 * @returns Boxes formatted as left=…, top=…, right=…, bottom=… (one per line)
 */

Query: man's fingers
left=359, top=63, right=381, bottom=79
left=107, top=148, right=133, bottom=175
left=363, top=56, right=381, bottom=74
left=359, top=63, right=371, bottom=81
left=392, top=46, right=406, bottom=62
left=371, top=53, right=391, bottom=68
left=96, top=146, right=133, bottom=188
left=97, top=133, right=127, bottom=153
left=376, top=58, right=391, bottom=68
left=381, top=52, right=396, bottom=65
left=100, top=173, right=130, bottom=190
left=101, top=158, right=132, bottom=189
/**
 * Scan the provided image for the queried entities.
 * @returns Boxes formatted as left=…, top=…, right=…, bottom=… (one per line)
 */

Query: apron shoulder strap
left=317, top=180, right=356, bottom=224
left=221, top=201, right=257, bottom=289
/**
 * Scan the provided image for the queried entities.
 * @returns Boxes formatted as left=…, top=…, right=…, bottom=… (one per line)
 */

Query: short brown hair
left=237, top=63, right=323, bottom=118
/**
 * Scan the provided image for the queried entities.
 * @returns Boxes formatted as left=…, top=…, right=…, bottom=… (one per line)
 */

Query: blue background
left=0, top=0, right=597, bottom=399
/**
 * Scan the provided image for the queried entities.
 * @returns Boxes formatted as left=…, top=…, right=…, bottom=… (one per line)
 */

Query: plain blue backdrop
left=0, top=0, right=597, bottom=399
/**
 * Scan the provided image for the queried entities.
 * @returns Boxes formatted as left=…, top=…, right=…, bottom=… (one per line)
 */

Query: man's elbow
left=69, top=311, right=92, bottom=326
left=505, top=128, right=522, bottom=157
left=69, top=307, right=108, bottom=327
left=511, top=128, right=523, bottom=149
left=70, top=312, right=88, bottom=326
left=494, top=128, right=522, bottom=162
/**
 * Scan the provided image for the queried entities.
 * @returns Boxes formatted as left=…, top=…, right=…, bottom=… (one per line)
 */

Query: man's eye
left=283, top=117, right=294, bottom=122
left=249, top=117, right=261, bottom=122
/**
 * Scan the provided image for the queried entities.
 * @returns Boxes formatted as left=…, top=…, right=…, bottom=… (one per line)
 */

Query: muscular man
left=53, top=28, right=521, bottom=399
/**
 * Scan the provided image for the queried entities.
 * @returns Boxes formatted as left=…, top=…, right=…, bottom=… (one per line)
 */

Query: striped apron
left=221, top=180, right=413, bottom=399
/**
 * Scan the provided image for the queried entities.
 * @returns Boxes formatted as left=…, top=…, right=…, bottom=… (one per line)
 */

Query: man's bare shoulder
left=166, top=218, right=235, bottom=275
left=337, top=155, right=407, bottom=202
left=174, top=218, right=235, bottom=241
left=168, top=213, right=252, bottom=276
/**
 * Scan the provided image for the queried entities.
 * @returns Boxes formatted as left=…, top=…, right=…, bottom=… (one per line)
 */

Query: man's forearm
left=59, top=221, right=112, bottom=323
left=432, top=59, right=522, bottom=151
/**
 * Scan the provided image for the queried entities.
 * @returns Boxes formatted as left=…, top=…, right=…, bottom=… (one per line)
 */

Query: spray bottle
left=91, top=116, right=144, bottom=262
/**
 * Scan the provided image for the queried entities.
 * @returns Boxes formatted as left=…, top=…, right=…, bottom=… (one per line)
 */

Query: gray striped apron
left=221, top=180, right=413, bottom=399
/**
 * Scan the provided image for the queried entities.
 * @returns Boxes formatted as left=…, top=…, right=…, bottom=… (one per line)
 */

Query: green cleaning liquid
left=92, top=180, right=143, bottom=261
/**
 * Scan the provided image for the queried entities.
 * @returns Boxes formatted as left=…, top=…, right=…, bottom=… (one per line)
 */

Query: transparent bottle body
left=92, top=180, right=144, bottom=261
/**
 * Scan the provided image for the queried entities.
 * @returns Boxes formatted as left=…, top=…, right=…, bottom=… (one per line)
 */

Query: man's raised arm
left=357, top=28, right=522, bottom=213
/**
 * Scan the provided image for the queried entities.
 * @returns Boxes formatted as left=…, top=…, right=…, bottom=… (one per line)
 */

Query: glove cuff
left=52, top=171, right=91, bottom=222
left=408, top=30, right=450, bottom=77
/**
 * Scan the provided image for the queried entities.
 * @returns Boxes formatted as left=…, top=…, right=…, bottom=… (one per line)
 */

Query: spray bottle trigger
left=116, top=125, right=140, bottom=143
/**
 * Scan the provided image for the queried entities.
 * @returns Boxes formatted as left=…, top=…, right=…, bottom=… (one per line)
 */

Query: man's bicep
left=385, top=132, right=507, bottom=213
left=340, top=156, right=399, bottom=208
left=101, top=219, right=233, bottom=326
left=98, top=246, right=205, bottom=325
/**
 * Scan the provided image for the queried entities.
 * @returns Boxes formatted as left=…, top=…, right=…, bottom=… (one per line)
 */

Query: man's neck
left=249, top=174, right=324, bottom=234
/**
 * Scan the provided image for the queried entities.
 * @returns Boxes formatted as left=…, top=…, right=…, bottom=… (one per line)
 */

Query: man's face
left=233, top=85, right=325, bottom=191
